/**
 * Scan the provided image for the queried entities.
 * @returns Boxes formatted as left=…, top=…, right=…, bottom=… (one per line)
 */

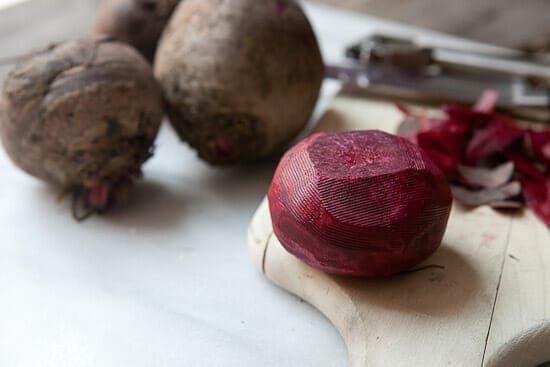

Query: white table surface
left=0, top=0, right=25, bottom=10
left=0, top=2, right=505, bottom=366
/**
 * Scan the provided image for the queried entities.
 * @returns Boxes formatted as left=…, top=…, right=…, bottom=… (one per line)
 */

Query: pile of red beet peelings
left=397, top=90, right=550, bottom=229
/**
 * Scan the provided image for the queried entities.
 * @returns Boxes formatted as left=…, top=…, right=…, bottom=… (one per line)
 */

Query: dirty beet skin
left=268, top=130, right=453, bottom=278
left=95, top=0, right=180, bottom=62
left=154, top=0, right=324, bottom=165
left=0, top=38, right=163, bottom=218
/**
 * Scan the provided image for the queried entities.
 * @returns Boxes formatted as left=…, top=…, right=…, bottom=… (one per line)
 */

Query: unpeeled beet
left=268, top=130, right=452, bottom=277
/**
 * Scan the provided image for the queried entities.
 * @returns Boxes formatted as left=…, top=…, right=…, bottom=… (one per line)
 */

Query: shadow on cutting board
left=334, top=245, right=480, bottom=316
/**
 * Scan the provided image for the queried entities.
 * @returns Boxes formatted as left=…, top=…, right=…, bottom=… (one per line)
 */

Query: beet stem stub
left=268, top=130, right=453, bottom=278
left=71, top=190, right=98, bottom=222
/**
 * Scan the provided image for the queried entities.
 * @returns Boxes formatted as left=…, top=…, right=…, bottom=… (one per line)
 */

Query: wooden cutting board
left=248, top=95, right=550, bottom=367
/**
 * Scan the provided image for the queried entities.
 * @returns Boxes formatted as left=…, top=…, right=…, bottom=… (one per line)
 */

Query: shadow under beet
left=103, top=179, right=187, bottom=231
left=191, top=159, right=279, bottom=207
left=333, top=244, right=480, bottom=316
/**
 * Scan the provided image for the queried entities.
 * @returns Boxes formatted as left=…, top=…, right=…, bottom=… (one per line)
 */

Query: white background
left=0, top=0, right=26, bottom=10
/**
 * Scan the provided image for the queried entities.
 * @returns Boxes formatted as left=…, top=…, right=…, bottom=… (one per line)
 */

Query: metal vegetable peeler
left=327, top=34, right=550, bottom=121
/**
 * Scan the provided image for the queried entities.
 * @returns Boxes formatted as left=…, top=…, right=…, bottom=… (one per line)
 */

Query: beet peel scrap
left=450, top=181, right=522, bottom=208
left=397, top=90, right=550, bottom=228
left=268, top=130, right=452, bottom=278
left=521, top=177, right=550, bottom=225
left=527, top=130, right=550, bottom=169
left=456, top=162, right=515, bottom=189
left=465, top=117, right=525, bottom=163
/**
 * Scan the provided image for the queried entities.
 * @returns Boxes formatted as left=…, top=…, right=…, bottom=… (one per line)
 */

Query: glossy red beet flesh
left=268, top=130, right=453, bottom=278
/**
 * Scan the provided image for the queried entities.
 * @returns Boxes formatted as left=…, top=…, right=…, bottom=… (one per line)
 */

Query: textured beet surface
left=268, top=130, right=453, bottom=278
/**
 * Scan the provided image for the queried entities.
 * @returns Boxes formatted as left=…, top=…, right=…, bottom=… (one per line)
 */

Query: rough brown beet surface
left=94, top=0, right=180, bottom=62
left=268, top=130, right=453, bottom=278
left=154, top=0, right=324, bottom=165
left=0, top=38, right=163, bottom=211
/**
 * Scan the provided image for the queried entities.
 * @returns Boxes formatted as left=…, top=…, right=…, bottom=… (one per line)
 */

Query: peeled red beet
left=268, top=130, right=453, bottom=278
